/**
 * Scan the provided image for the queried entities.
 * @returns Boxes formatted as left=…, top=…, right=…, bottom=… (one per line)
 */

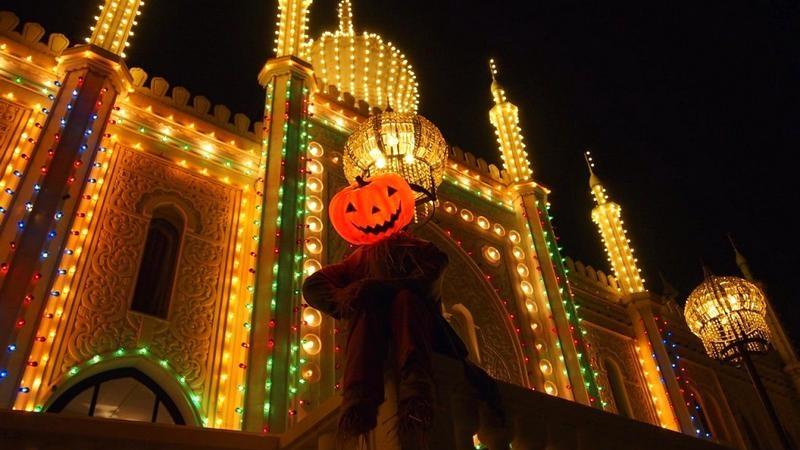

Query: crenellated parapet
left=449, top=146, right=504, bottom=183
left=127, top=67, right=262, bottom=140
left=565, top=256, right=621, bottom=294
left=0, top=12, right=70, bottom=57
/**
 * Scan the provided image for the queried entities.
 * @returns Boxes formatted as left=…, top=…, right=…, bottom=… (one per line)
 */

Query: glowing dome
left=307, top=0, right=419, bottom=113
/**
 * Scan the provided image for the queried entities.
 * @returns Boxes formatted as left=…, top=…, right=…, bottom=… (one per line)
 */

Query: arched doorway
left=417, top=223, right=529, bottom=385
left=48, top=368, right=185, bottom=425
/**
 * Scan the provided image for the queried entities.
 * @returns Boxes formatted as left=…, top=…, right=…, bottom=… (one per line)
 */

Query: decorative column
left=244, top=0, right=315, bottom=433
left=0, top=0, right=140, bottom=404
left=584, top=152, right=691, bottom=432
left=490, top=61, right=602, bottom=407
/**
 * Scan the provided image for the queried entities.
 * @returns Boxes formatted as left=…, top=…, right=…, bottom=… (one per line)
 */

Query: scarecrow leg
left=339, top=298, right=391, bottom=438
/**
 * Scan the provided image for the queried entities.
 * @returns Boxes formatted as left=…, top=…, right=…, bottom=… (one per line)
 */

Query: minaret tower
left=584, top=151, right=645, bottom=294
left=583, top=152, right=695, bottom=433
left=0, top=0, right=137, bottom=403
left=728, top=236, right=800, bottom=395
left=490, top=60, right=604, bottom=408
left=489, top=59, right=533, bottom=182
left=245, top=0, right=316, bottom=434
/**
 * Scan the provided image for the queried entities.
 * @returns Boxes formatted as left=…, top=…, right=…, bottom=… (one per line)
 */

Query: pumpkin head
left=329, top=173, right=416, bottom=245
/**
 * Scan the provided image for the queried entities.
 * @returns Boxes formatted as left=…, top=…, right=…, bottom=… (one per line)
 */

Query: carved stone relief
left=0, top=98, right=28, bottom=167
left=58, top=146, right=237, bottom=392
left=584, top=324, right=660, bottom=425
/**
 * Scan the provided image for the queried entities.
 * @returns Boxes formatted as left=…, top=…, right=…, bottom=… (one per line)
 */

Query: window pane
left=93, top=377, right=156, bottom=422
left=60, top=386, right=94, bottom=417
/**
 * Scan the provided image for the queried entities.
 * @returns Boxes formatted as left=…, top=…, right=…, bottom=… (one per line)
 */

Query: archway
left=416, top=222, right=529, bottom=385
left=48, top=368, right=185, bottom=424
left=43, top=356, right=201, bottom=426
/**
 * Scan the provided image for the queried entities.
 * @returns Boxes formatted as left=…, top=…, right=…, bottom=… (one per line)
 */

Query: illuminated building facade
left=0, top=1, right=798, bottom=449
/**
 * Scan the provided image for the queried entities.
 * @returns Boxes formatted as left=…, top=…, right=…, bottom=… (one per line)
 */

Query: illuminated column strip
left=13, top=132, right=115, bottom=411
left=488, top=59, right=532, bottom=183
left=0, top=107, right=50, bottom=230
left=634, top=322, right=678, bottom=430
left=212, top=179, right=257, bottom=429
left=512, top=184, right=603, bottom=407
left=222, top=178, right=262, bottom=429
left=246, top=55, right=315, bottom=432
left=657, top=316, right=713, bottom=438
left=284, top=87, right=312, bottom=424
left=0, top=50, right=128, bottom=404
left=296, top=141, right=324, bottom=421
left=85, top=0, right=145, bottom=57
left=274, top=0, right=313, bottom=58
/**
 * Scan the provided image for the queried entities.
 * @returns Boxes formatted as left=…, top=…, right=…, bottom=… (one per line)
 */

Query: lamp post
left=684, top=270, right=793, bottom=450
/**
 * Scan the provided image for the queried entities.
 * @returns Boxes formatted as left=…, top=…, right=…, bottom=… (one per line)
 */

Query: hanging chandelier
left=343, top=109, right=448, bottom=211
left=684, top=273, right=770, bottom=362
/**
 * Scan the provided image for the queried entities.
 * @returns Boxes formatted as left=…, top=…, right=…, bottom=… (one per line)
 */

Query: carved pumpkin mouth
left=352, top=204, right=403, bottom=235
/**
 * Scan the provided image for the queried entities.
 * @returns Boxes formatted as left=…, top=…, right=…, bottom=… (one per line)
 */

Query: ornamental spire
left=586, top=152, right=646, bottom=294
left=728, top=234, right=754, bottom=281
left=488, top=58, right=533, bottom=182
left=584, top=150, right=603, bottom=192
left=85, top=0, right=145, bottom=57
left=274, top=0, right=313, bottom=57
left=338, top=0, right=354, bottom=35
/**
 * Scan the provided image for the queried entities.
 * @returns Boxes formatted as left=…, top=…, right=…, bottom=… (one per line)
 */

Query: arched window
left=48, top=368, right=185, bottom=424
left=130, top=206, right=184, bottom=319
left=603, top=358, right=634, bottom=419
left=689, top=387, right=731, bottom=443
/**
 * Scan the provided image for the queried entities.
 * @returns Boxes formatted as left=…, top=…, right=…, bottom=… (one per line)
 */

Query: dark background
left=6, top=0, right=798, bottom=342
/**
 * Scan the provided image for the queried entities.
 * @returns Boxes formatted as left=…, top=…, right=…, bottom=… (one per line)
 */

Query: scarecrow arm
left=303, top=261, right=360, bottom=320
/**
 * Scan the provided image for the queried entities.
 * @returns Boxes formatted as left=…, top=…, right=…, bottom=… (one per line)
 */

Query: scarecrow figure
left=302, top=173, right=491, bottom=447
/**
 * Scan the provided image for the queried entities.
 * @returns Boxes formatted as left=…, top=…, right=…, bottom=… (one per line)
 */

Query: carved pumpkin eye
left=346, top=203, right=356, bottom=213
left=387, top=186, right=397, bottom=196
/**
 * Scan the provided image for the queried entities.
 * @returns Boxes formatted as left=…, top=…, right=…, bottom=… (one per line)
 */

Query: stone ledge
left=0, top=409, right=280, bottom=450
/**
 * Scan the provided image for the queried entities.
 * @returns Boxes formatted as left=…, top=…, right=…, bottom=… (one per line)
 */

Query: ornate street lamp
left=684, top=270, right=792, bottom=449
left=343, top=108, right=448, bottom=219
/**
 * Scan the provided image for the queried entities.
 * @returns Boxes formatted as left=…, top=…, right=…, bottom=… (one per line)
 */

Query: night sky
left=6, top=0, right=799, bottom=342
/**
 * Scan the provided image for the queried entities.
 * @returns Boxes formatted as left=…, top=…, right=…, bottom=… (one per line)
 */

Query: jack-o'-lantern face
left=329, top=173, right=416, bottom=245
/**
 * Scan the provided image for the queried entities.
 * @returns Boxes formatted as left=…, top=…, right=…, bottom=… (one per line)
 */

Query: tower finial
left=338, top=0, right=354, bottom=35
left=727, top=233, right=740, bottom=253
left=584, top=150, right=596, bottom=174
left=488, top=57, right=506, bottom=105
left=584, top=150, right=602, bottom=189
